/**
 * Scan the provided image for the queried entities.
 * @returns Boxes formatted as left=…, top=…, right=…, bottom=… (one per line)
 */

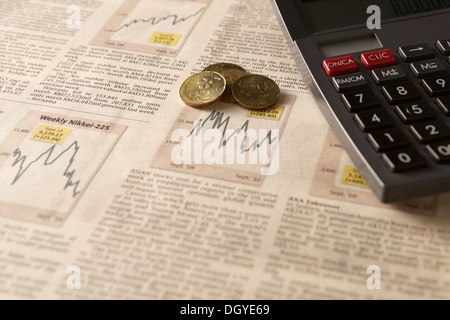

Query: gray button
left=332, top=72, right=368, bottom=93
left=398, top=44, right=434, bottom=62
left=410, top=58, right=447, bottom=78
left=436, top=40, right=450, bottom=55
left=371, top=65, right=408, bottom=85
left=436, top=96, right=450, bottom=116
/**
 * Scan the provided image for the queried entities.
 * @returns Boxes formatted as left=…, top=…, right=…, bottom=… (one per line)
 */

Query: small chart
left=151, top=94, right=295, bottom=186
left=0, top=111, right=127, bottom=227
left=309, top=129, right=437, bottom=216
left=91, top=0, right=211, bottom=56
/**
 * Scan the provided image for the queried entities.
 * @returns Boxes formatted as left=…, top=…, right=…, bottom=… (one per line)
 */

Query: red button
left=322, top=55, right=357, bottom=76
left=361, top=49, right=396, bottom=70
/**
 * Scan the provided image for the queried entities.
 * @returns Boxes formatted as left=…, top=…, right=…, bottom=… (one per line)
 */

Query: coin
left=203, top=63, right=246, bottom=73
left=217, top=69, right=248, bottom=103
left=232, top=74, right=280, bottom=110
left=179, top=71, right=226, bottom=107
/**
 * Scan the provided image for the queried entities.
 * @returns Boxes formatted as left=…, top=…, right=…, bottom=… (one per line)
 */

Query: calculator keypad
left=382, top=82, right=421, bottom=104
left=410, top=58, right=447, bottom=78
left=395, top=102, right=436, bottom=123
left=325, top=39, right=450, bottom=175
left=436, top=96, right=450, bottom=115
left=355, top=109, right=394, bottom=132
left=410, top=120, right=450, bottom=143
left=323, top=55, right=358, bottom=76
left=371, top=65, right=407, bottom=85
left=421, top=75, right=450, bottom=96
left=426, top=141, right=450, bottom=163
left=398, top=44, right=435, bottom=62
left=332, top=72, right=368, bottom=93
left=436, top=40, right=450, bottom=55
left=341, top=89, right=379, bottom=112
left=361, top=49, right=396, bottom=70
left=368, top=128, right=410, bottom=152
left=382, top=149, right=427, bottom=172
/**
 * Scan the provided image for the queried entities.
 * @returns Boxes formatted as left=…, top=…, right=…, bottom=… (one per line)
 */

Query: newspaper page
left=0, top=0, right=449, bottom=300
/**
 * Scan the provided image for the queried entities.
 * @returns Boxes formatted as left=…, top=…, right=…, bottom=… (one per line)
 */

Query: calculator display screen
left=301, top=0, right=450, bottom=33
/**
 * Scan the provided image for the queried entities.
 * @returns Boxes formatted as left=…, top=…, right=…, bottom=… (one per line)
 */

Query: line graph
left=189, top=110, right=277, bottom=152
left=11, top=141, right=81, bottom=198
left=91, top=0, right=210, bottom=56
left=0, top=111, right=127, bottom=227
left=114, top=7, right=205, bottom=32
left=151, top=94, right=296, bottom=186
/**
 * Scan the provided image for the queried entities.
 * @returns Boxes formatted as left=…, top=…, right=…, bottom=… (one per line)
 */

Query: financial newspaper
left=0, top=0, right=449, bottom=300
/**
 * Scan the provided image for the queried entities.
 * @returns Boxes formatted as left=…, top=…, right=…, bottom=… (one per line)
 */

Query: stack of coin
left=179, top=63, right=280, bottom=110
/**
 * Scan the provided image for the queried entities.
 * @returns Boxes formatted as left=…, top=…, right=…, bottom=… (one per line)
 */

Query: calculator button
left=395, top=102, right=436, bottom=123
left=436, top=40, right=450, bottom=56
left=410, top=58, right=447, bottom=78
left=368, top=128, right=410, bottom=152
left=341, top=89, right=380, bottom=112
left=436, top=96, right=450, bottom=116
left=361, top=49, right=396, bottom=70
left=354, top=109, right=394, bottom=132
left=426, top=141, right=450, bottom=163
left=410, top=120, right=450, bottom=143
left=382, top=149, right=426, bottom=172
left=421, top=75, right=450, bottom=96
left=332, top=72, right=368, bottom=93
left=371, top=65, right=407, bottom=85
left=323, top=55, right=357, bottom=77
left=398, top=44, right=434, bottom=62
left=382, top=82, right=421, bottom=104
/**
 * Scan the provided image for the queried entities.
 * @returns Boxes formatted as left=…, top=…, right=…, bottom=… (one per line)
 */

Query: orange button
left=322, top=55, right=358, bottom=76
left=361, top=49, right=396, bottom=70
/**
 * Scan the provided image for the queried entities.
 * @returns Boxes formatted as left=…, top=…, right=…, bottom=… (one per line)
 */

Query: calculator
left=270, top=0, right=450, bottom=202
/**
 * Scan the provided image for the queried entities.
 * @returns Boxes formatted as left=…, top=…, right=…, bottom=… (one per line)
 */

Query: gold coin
left=179, top=71, right=226, bottom=107
left=217, top=69, right=248, bottom=104
left=232, top=74, right=280, bottom=110
left=203, top=63, right=246, bottom=73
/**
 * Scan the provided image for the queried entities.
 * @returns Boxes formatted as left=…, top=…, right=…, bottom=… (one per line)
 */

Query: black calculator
left=271, top=0, right=450, bottom=203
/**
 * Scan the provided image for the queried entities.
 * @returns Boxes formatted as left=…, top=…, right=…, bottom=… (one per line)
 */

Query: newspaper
left=0, top=0, right=449, bottom=300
